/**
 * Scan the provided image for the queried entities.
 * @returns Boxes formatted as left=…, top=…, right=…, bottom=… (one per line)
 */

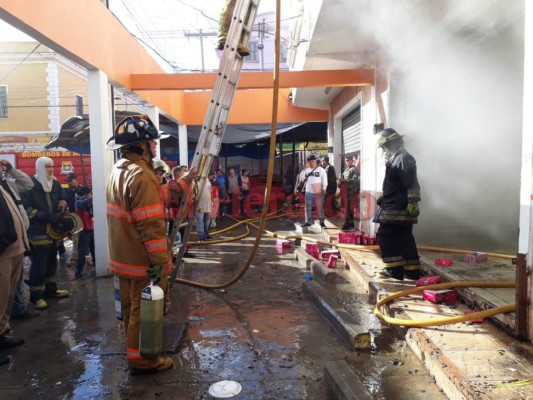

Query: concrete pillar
left=517, top=0, right=533, bottom=340
left=146, top=106, right=161, bottom=158
left=178, top=123, right=188, bottom=166
left=87, top=70, right=114, bottom=277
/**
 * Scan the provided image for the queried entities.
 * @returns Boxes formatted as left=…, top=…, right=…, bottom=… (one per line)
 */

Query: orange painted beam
left=182, top=89, right=328, bottom=125
left=130, top=70, right=374, bottom=91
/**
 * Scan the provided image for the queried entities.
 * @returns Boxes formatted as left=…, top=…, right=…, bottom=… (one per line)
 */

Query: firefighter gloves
left=147, top=264, right=163, bottom=285
left=406, top=202, right=420, bottom=217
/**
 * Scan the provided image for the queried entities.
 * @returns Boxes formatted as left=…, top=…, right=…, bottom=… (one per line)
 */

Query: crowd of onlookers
left=0, top=149, right=359, bottom=367
left=294, top=154, right=360, bottom=231
left=153, top=162, right=256, bottom=243
left=0, top=158, right=95, bottom=367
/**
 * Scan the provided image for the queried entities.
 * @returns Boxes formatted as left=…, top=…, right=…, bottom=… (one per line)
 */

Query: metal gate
left=342, top=107, right=361, bottom=157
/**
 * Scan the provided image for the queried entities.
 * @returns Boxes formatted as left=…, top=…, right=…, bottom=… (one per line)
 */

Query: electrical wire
left=0, top=43, right=42, bottom=83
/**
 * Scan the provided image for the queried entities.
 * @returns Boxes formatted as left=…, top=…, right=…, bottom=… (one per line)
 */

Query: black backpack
left=0, top=181, right=18, bottom=254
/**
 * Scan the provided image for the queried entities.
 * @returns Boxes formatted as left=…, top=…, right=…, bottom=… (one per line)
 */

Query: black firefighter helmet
left=377, top=128, right=404, bottom=148
left=106, top=114, right=169, bottom=150
left=47, top=213, right=83, bottom=241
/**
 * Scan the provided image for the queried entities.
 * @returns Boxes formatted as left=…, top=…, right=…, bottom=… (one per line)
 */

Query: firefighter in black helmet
left=373, top=128, right=421, bottom=281
left=105, top=115, right=177, bottom=375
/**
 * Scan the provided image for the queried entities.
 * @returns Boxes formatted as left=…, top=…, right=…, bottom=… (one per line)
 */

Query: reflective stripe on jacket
left=106, top=156, right=171, bottom=279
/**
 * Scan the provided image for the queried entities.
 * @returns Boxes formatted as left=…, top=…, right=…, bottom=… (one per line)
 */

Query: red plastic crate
left=464, top=310, right=485, bottom=324
left=338, top=232, right=357, bottom=245
left=276, top=239, right=291, bottom=249
left=422, top=289, right=457, bottom=304
left=435, top=258, right=453, bottom=267
left=362, top=234, right=376, bottom=245
left=326, top=254, right=338, bottom=269
left=464, top=252, right=488, bottom=264
left=305, top=243, right=320, bottom=259
left=320, top=249, right=340, bottom=260
left=416, top=276, right=443, bottom=287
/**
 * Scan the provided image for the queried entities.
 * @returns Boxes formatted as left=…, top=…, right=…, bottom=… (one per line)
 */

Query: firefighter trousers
left=377, top=224, right=420, bottom=277
left=29, top=243, right=59, bottom=303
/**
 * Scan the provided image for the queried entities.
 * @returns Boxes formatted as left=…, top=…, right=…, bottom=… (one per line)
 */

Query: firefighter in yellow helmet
left=105, top=115, right=195, bottom=375
left=373, top=128, right=421, bottom=281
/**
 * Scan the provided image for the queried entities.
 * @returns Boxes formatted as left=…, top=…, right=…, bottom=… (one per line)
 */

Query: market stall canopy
left=45, top=115, right=91, bottom=155
left=46, top=114, right=327, bottom=155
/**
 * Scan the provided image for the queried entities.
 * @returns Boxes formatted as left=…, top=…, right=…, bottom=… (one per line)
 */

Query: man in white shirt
left=195, top=177, right=212, bottom=241
left=301, top=154, right=327, bottom=228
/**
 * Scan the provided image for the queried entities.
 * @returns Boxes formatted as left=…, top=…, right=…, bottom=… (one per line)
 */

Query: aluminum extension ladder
left=169, top=0, right=260, bottom=283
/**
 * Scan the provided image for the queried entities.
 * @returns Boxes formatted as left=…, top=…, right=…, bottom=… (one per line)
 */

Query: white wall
left=387, top=3, right=525, bottom=253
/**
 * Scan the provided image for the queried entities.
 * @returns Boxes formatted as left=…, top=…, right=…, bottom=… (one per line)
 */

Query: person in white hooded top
left=20, top=157, right=69, bottom=310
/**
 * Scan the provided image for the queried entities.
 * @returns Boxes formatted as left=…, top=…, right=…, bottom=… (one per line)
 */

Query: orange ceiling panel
left=130, top=70, right=374, bottom=91
left=182, top=89, right=328, bottom=125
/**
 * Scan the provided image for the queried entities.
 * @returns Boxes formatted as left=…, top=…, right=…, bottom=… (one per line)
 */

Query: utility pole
left=184, top=30, right=217, bottom=72
left=258, top=19, right=265, bottom=71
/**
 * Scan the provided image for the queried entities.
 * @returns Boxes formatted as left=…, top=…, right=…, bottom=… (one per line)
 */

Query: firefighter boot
left=130, top=356, right=174, bottom=376
left=341, top=219, right=351, bottom=230
left=30, top=288, right=48, bottom=309
left=379, top=267, right=404, bottom=281
left=404, top=267, right=421, bottom=281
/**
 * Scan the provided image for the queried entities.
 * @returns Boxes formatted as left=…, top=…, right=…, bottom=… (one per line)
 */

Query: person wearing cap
left=320, top=156, right=338, bottom=215
left=73, top=186, right=94, bottom=279
left=300, top=154, right=327, bottom=228
left=373, top=128, right=421, bottom=281
left=20, top=157, right=70, bottom=310
left=105, top=114, right=195, bottom=375
left=339, top=155, right=360, bottom=230
left=64, top=172, right=83, bottom=264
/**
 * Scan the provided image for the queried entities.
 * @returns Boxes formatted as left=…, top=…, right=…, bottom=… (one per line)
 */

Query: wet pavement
left=0, top=218, right=446, bottom=399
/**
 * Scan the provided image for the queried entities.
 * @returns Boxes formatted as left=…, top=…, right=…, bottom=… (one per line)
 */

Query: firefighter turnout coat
left=106, top=153, right=172, bottom=279
left=21, top=177, right=65, bottom=245
left=373, top=148, right=421, bottom=225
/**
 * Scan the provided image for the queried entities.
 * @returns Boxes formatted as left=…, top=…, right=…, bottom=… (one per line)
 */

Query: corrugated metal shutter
left=342, top=107, right=361, bottom=157
left=225, top=156, right=255, bottom=174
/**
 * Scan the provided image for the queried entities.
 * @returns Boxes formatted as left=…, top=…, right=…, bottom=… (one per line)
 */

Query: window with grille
left=248, top=42, right=259, bottom=62
left=76, top=94, right=83, bottom=116
left=0, top=86, right=7, bottom=119
left=280, top=44, right=288, bottom=62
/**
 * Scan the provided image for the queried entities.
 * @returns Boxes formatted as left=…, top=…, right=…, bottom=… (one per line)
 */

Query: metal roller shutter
left=342, top=107, right=361, bottom=157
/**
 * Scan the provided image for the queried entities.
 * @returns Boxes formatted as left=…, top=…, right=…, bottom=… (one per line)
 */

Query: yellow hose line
left=188, top=225, right=251, bottom=246
left=374, top=281, right=516, bottom=327
left=417, top=245, right=514, bottom=260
